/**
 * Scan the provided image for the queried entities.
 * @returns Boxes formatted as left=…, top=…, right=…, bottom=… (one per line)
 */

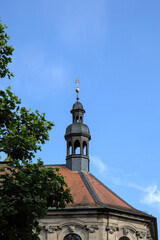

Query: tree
left=0, top=20, right=73, bottom=239
left=0, top=20, right=14, bottom=79
left=0, top=87, right=54, bottom=163
left=0, top=160, right=73, bottom=239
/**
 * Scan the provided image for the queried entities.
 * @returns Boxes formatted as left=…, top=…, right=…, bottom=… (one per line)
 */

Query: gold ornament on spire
left=75, top=78, right=80, bottom=100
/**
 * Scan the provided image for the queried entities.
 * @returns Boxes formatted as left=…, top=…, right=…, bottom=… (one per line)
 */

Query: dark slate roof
left=65, top=123, right=91, bottom=137
left=71, top=101, right=85, bottom=112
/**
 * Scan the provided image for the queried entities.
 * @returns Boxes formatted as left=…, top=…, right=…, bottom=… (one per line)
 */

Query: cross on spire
left=75, top=78, right=80, bottom=88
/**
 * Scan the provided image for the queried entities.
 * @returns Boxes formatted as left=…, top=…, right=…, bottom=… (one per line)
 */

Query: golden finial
left=75, top=78, right=80, bottom=100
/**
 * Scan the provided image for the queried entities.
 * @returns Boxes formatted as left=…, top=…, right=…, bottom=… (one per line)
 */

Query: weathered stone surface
left=39, top=209, right=155, bottom=240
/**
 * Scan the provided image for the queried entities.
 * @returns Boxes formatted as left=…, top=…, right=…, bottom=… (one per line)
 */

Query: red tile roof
left=46, top=165, right=135, bottom=211
left=48, top=165, right=98, bottom=207
left=86, top=172, right=132, bottom=209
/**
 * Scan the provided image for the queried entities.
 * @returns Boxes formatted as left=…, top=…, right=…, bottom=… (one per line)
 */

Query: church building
left=39, top=82, right=158, bottom=240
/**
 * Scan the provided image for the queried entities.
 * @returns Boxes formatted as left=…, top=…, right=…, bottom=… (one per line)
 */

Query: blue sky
left=1, top=0, right=160, bottom=233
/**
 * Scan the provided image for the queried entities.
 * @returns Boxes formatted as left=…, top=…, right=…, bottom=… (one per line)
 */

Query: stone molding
left=68, top=225, right=76, bottom=233
left=147, top=231, right=153, bottom=240
left=123, top=228, right=129, bottom=236
left=133, top=230, right=153, bottom=240
left=82, top=225, right=99, bottom=233
left=119, top=224, right=137, bottom=234
left=136, top=231, right=147, bottom=239
left=39, top=224, right=61, bottom=234
left=106, top=226, right=119, bottom=234
left=47, top=223, right=99, bottom=234
left=39, top=222, right=153, bottom=240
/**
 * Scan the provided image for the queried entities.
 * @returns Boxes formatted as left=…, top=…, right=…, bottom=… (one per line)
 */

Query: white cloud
left=127, top=182, right=145, bottom=191
left=127, top=182, right=160, bottom=211
left=90, top=155, right=107, bottom=175
left=90, top=155, right=160, bottom=212
left=141, top=185, right=160, bottom=208
left=112, top=177, right=122, bottom=185
left=90, top=155, right=138, bottom=181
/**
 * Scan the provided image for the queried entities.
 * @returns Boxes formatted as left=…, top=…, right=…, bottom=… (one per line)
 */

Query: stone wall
left=38, top=209, right=154, bottom=240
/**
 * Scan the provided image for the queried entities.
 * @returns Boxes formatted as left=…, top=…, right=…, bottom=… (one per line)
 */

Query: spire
left=75, top=78, right=80, bottom=101
left=64, top=81, right=91, bottom=172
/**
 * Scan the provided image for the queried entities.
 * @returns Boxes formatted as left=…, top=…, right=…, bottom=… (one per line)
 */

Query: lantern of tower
left=64, top=80, right=91, bottom=172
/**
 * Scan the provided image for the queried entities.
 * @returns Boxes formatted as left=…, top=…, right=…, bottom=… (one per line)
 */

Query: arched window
left=83, top=141, right=87, bottom=155
left=69, top=142, right=72, bottom=155
left=119, top=237, right=130, bottom=240
left=74, top=140, right=80, bottom=154
left=76, top=116, right=79, bottom=123
left=64, top=234, right=82, bottom=240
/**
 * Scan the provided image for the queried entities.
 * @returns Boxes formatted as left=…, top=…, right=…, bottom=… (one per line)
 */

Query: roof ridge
left=89, top=172, right=134, bottom=210
left=79, top=171, right=106, bottom=207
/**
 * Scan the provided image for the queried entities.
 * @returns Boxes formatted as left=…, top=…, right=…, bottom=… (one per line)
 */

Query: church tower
left=39, top=80, right=158, bottom=240
left=64, top=79, right=91, bottom=172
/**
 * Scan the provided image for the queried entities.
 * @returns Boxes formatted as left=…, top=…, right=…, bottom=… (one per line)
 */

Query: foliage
left=0, top=20, right=14, bottom=79
left=0, top=159, right=73, bottom=239
left=0, top=87, right=54, bottom=162
left=0, top=20, right=73, bottom=239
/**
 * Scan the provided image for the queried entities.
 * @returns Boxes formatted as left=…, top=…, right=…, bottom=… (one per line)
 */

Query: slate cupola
left=64, top=79, right=91, bottom=172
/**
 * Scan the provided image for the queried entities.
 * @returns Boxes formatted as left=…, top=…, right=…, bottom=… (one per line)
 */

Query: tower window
left=64, top=234, right=82, bottom=240
left=83, top=141, right=87, bottom=155
left=74, top=140, right=80, bottom=154
left=69, top=142, right=72, bottom=155
left=80, top=116, right=82, bottom=123
left=76, top=116, right=79, bottom=123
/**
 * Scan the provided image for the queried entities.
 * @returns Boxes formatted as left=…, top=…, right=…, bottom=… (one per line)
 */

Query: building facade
left=39, top=87, right=158, bottom=240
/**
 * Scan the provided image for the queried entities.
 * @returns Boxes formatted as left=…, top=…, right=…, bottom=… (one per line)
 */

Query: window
left=64, top=234, right=82, bottom=240
left=74, top=140, right=80, bottom=154
left=83, top=141, right=87, bottom=155
left=76, top=116, right=79, bottom=123
left=119, top=237, right=130, bottom=240
left=69, top=142, right=72, bottom=155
